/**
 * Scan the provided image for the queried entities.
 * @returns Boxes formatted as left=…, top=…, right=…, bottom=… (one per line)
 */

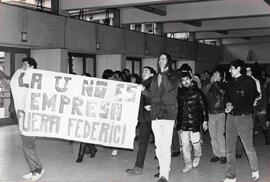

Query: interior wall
left=177, top=60, right=195, bottom=73
left=141, top=58, right=158, bottom=73
left=0, top=3, right=222, bottom=76
left=0, top=3, right=65, bottom=48
left=223, top=42, right=270, bottom=63
left=65, top=18, right=96, bottom=52
left=195, top=61, right=217, bottom=74
left=0, top=3, right=220, bottom=62
left=96, top=54, right=126, bottom=78
left=31, top=49, right=68, bottom=73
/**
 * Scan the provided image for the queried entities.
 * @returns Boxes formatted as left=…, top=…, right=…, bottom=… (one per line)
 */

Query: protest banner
left=10, top=69, right=141, bottom=149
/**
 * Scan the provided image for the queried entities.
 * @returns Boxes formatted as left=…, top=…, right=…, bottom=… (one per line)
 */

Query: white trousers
left=152, top=119, right=174, bottom=180
left=179, top=131, right=201, bottom=165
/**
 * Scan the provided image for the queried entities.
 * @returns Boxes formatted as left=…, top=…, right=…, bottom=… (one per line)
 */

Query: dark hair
left=122, top=68, right=130, bottom=74
left=194, top=73, right=201, bottom=80
left=130, top=73, right=142, bottom=84
left=265, top=73, right=270, bottom=79
left=102, top=69, right=114, bottom=79
left=122, top=68, right=131, bottom=81
left=82, top=72, right=92, bottom=77
left=230, top=59, right=246, bottom=75
left=180, top=71, right=192, bottom=79
left=22, top=57, right=37, bottom=69
left=179, top=63, right=192, bottom=73
left=158, top=52, right=172, bottom=72
left=212, top=68, right=224, bottom=80
left=113, top=70, right=124, bottom=81
left=143, top=66, right=156, bottom=75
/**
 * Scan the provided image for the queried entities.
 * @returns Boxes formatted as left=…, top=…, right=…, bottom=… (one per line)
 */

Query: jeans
left=21, top=135, right=43, bottom=172
left=226, top=114, right=258, bottom=179
left=134, top=121, right=152, bottom=169
left=209, top=113, right=226, bottom=157
left=152, top=119, right=174, bottom=180
left=180, top=131, right=201, bottom=165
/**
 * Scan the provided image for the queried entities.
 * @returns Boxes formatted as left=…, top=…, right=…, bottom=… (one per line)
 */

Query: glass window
left=167, top=32, right=190, bottom=40
left=0, top=51, right=10, bottom=118
left=68, top=53, right=96, bottom=77
left=0, top=48, right=29, bottom=124
left=126, top=57, right=142, bottom=75
left=1, top=0, right=51, bottom=10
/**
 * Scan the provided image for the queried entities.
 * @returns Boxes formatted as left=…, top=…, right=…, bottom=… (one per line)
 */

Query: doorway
left=0, top=46, right=30, bottom=124
left=68, top=52, right=96, bottom=77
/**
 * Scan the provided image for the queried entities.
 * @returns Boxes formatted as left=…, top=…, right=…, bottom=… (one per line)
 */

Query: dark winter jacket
left=224, top=75, right=258, bottom=116
left=203, top=81, right=225, bottom=114
left=143, top=68, right=179, bottom=120
left=176, top=84, right=208, bottom=132
left=138, top=77, right=153, bottom=123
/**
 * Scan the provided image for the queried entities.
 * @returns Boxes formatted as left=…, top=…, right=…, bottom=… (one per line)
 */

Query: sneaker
left=112, top=149, right=118, bottom=156
left=157, top=176, right=168, bottom=182
left=223, top=178, right=236, bottom=182
left=126, top=167, right=143, bottom=175
left=193, top=157, right=200, bottom=168
left=182, top=164, right=192, bottom=173
left=235, top=153, right=242, bottom=159
left=23, top=172, right=33, bottom=179
left=32, top=169, right=44, bottom=181
left=220, top=157, right=227, bottom=164
left=154, top=172, right=159, bottom=178
left=210, top=156, right=220, bottom=162
left=251, top=170, right=260, bottom=181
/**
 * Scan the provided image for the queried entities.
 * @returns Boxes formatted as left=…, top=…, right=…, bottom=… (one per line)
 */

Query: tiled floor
left=0, top=125, right=270, bottom=182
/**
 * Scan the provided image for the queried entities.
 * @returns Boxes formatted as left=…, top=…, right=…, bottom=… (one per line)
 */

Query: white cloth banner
left=10, top=69, right=141, bottom=149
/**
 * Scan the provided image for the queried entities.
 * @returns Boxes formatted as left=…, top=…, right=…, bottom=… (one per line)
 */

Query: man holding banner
left=9, top=57, right=44, bottom=181
left=10, top=57, right=142, bottom=181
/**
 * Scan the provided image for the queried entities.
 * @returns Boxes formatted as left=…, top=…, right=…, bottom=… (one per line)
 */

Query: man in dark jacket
left=177, top=71, right=208, bottom=173
left=126, top=66, right=156, bottom=175
left=203, top=69, right=227, bottom=164
left=223, top=60, right=259, bottom=182
left=143, top=53, right=179, bottom=182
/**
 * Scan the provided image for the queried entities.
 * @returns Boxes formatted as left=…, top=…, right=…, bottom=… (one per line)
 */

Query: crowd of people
left=124, top=53, right=267, bottom=182
left=9, top=53, right=270, bottom=182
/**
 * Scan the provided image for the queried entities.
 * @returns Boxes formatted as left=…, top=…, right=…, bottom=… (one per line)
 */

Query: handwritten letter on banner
left=10, top=69, right=141, bottom=149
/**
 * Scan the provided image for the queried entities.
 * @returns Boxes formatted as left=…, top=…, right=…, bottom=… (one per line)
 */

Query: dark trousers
left=226, top=114, right=258, bottom=179
left=171, top=127, right=180, bottom=153
left=21, top=135, right=43, bottom=172
left=134, top=121, right=152, bottom=168
left=77, top=143, right=97, bottom=160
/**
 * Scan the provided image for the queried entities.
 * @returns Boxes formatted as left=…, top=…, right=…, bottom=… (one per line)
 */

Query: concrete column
left=111, top=8, right=120, bottom=27
left=31, top=49, right=68, bottom=73
left=188, top=32, right=195, bottom=42
left=130, top=24, right=135, bottom=30
left=216, top=39, right=222, bottom=46
left=51, top=0, right=59, bottom=14
left=96, top=54, right=126, bottom=78
left=141, top=24, right=146, bottom=32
